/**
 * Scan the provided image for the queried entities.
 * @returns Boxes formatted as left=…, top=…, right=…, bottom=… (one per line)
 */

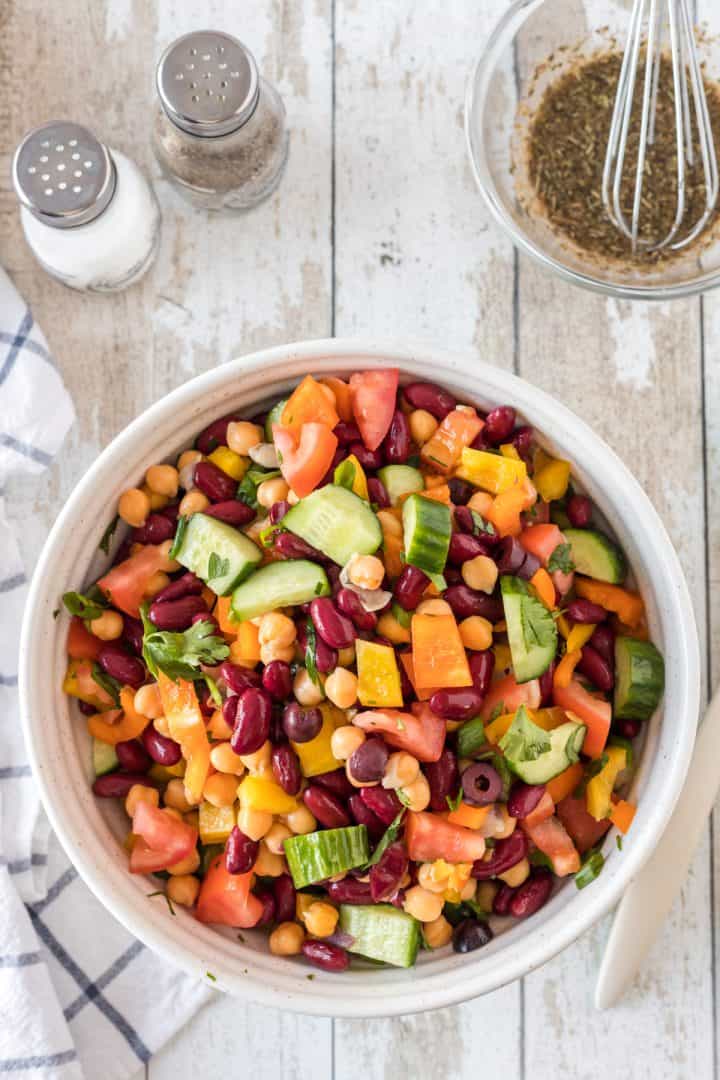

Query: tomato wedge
left=553, top=679, right=611, bottom=758
left=520, top=523, right=574, bottom=596
left=129, top=802, right=198, bottom=874
left=522, top=814, right=580, bottom=876
left=280, top=375, right=339, bottom=433
left=479, top=673, right=541, bottom=723
left=405, top=811, right=487, bottom=864
left=67, top=617, right=102, bottom=661
left=272, top=422, right=338, bottom=498
left=98, top=543, right=174, bottom=617
left=349, top=369, right=399, bottom=451
left=556, top=795, right=611, bottom=853
left=521, top=790, right=554, bottom=828
left=352, top=704, right=445, bottom=762
left=195, top=856, right=264, bottom=928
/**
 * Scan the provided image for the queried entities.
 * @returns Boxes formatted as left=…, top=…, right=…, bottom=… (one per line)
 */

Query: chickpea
left=134, top=683, right=163, bottom=719
left=229, top=640, right=263, bottom=668
left=458, top=877, right=477, bottom=902
left=382, top=751, right=420, bottom=790
left=459, top=615, right=494, bottom=652
left=202, top=772, right=239, bottom=808
left=164, top=778, right=192, bottom=813
left=376, top=612, right=411, bottom=645
left=239, top=740, right=272, bottom=775
left=260, top=640, right=296, bottom=666
left=330, top=725, right=364, bottom=760
left=347, top=554, right=385, bottom=591
left=177, top=449, right=202, bottom=471
left=237, top=805, right=273, bottom=841
left=467, top=491, right=494, bottom=517
left=295, top=892, right=317, bottom=924
left=118, top=488, right=150, bottom=528
left=142, top=485, right=169, bottom=511
left=376, top=510, right=402, bottom=538
left=227, top=421, right=264, bottom=456
left=499, top=857, right=530, bottom=888
left=179, top=489, right=210, bottom=517
left=409, top=409, right=439, bottom=446
left=153, top=714, right=172, bottom=738
left=399, top=773, right=430, bottom=812
left=423, top=914, right=453, bottom=949
left=324, top=669, right=358, bottom=710
left=254, top=842, right=285, bottom=877
left=337, top=644, right=355, bottom=667
left=145, top=464, right=179, bottom=499
left=125, top=784, right=159, bottom=818
left=209, top=742, right=245, bottom=776
left=286, top=805, right=316, bottom=835
left=177, top=450, right=203, bottom=491
left=293, top=668, right=324, bottom=706
left=207, top=708, right=234, bottom=741
left=461, top=555, right=499, bottom=595
left=264, top=822, right=292, bottom=855
left=417, top=863, right=449, bottom=894
left=269, top=921, right=305, bottom=956
left=403, top=885, right=445, bottom=923
left=157, top=539, right=180, bottom=572
left=258, top=611, right=296, bottom=648
left=491, top=804, right=517, bottom=840
left=166, top=875, right=200, bottom=908
left=304, top=901, right=339, bottom=938
left=415, top=598, right=452, bottom=616
left=257, top=476, right=290, bottom=509
left=89, top=610, right=124, bottom=641
left=143, top=571, right=171, bottom=598
left=167, top=848, right=201, bottom=876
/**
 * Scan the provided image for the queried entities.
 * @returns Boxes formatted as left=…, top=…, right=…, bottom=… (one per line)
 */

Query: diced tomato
left=521, top=790, right=554, bottom=828
left=129, top=802, right=198, bottom=874
left=352, top=704, right=445, bottom=762
left=556, top=795, right=612, bottom=853
left=479, top=673, right=541, bottom=723
left=405, top=811, right=486, bottom=864
left=98, top=544, right=174, bottom=618
left=522, top=814, right=580, bottom=876
left=349, top=369, right=399, bottom=451
left=195, top=856, right=264, bottom=928
left=67, top=617, right=102, bottom=660
left=272, top=422, right=338, bottom=498
left=280, top=375, right=339, bottom=434
left=553, top=679, right=611, bottom=758
left=520, top=523, right=573, bottom=596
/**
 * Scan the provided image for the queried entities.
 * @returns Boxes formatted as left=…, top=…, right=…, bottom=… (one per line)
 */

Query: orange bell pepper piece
left=319, top=376, right=353, bottom=422
left=410, top=613, right=472, bottom=689
left=446, top=802, right=491, bottom=830
left=546, top=761, right=584, bottom=804
left=280, top=374, right=339, bottom=434
left=87, top=686, right=149, bottom=745
left=486, top=479, right=537, bottom=537
left=575, top=578, right=645, bottom=629
left=610, top=798, right=636, bottom=834
left=67, top=617, right=102, bottom=661
left=530, top=567, right=556, bottom=609
left=398, top=651, right=438, bottom=701
left=213, top=595, right=238, bottom=636
left=420, top=409, right=484, bottom=473
left=157, top=672, right=209, bottom=804
left=553, top=649, right=582, bottom=689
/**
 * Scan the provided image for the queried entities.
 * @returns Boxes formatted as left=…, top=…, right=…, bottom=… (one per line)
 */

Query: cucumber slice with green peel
left=265, top=398, right=289, bottom=441
left=283, top=826, right=368, bottom=888
left=377, top=465, right=424, bottom=507
left=340, top=904, right=420, bottom=968
left=501, top=575, right=557, bottom=683
left=499, top=707, right=586, bottom=784
left=402, top=494, right=451, bottom=576
left=391, top=602, right=411, bottom=629
left=563, top=528, right=627, bottom=584
left=173, top=513, right=262, bottom=596
left=231, top=559, right=330, bottom=622
left=92, top=739, right=119, bottom=778
left=456, top=715, right=488, bottom=760
left=614, top=637, right=665, bottom=720
left=282, top=485, right=382, bottom=566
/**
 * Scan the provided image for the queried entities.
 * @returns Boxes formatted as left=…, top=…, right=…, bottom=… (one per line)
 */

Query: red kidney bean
left=153, top=572, right=203, bottom=605
left=220, top=661, right=261, bottom=694
left=283, top=701, right=323, bottom=743
left=225, top=826, right=259, bottom=875
left=507, top=782, right=546, bottom=818
left=429, top=687, right=484, bottom=720
left=303, top=785, right=350, bottom=828
left=223, top=695, right=239, bottom=728
left=314, top=768, right=355, bottom=800
left=334, top=420, right=362, bottom=445
left=254, top=889, right=276, bottom=926
left=471, top=428, right=490, bottom=451
left=142, top=725, right=182, bottom=766
left=462, top=762, right=503, bottom=805
left=204, top=500, right=256, bottom=526
left=148, top=594, right=207, bottom=631
left=336, top=587, right=378, bottom=632
left=492, top=883, right=517, bottom=916
left=448, top=477, right=473, bottom=505
left=567, top=494, right=593, bottom=528
left=296, top=623, right=338, bottom=674
left=398, top=658, right=415, bottom=702
left=159, top=503, right=180, bottom=523
left=403, top=381, right=456, bottom=419
left=468, top=651, right=495, bottom=697
left=349, top=442, right=383, bottom=471
left=196, top=414, right=239, bottom=455
left=326, top=877, right=374, bottom=904
left=348, top=738, right=389, bottom=783
left=348, top=793, right=386, bottom=839
left=425, top=748, right=459, bottom=811
left=115, top=738, right=151, bottom=773
left=454, top=506, right=501, bottom=547
left=614, top=716, right=641, bottom=739
left=98, top=643, right=145, bottom=688
left=448, top=531, right=490, bottom=565
left=269, top=499, right=290, bottom=524
left=497, top=537, right=540, bottom=580
left=262, top=660, right=293, bottom=701
left=578, top=645, right=614, bottom=692
left=92, top=772, right=156, bottom=798
left=512, top=425, right=534, bottom=463
left=443, top=585, right=503, bottom=622
left=393, top=565, right=430, bottom=611
left=271, top=744, right=302, bottom=796
left=567, top=598, right=607, bottom=624
left=382, top=410, right=411, bottom=464
left=359, top=785, right=402, bottom=826
left=452, top=918, right=493, bottom=953
left=269, top=704, right=287, bottom=745
left=472, top=830, right=529, bottom=879
left=194, top=460, right=238, bottom=503
left=122, top=615, right=144, bottom=656
left=370, top=841, right=408, bottom=902
left=310, top=597, right=355, bottom=649
left=273, top=874, right=296, bottom=923
left=231, top=688, right=272, bottom=755
left=509, top=869, right=553, bottom=918
left=78, top=701, right=95, bottom=716
left=483, top=406, right=516, bottom=445
left=589, top=624, right=615, bottom=666
left=132, top=513, right=176, bottom=545
left=273, top=531, right=324, bottom=562
left=367, top=477, right=390, bottom=508
left=301, top=940, right=350, bottom=972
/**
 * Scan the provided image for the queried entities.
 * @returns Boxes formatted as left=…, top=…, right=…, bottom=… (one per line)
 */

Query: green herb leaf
left=407, top=454, right=421, bottom=468
left=62, top=586, right=108, bottom=622
left=147, top=890, right=176, bottom=916
left=304, top=619, right=321, bottom=688
left=364, top=809, right=406, bottom=868
left=445, top=787, right=464, bottom=813
left=91, top=663, right=122, bottom=706
left=575, top=848, right=605, bottom=890
left=470, top=510, right=496, bottom=537
left=334, top=458, right=357, bottom=491
left=529, top=849, right=554, bottom=869
left=99, top=516, right=120, bottom=555
left=396, top=788, right=412, bottom=808
left=499, top=704, right=552, bottom=764
left=203, top=674, right=223, bottom=708
left=547, top=542, right=575, bottom=575
left=259, top=523, right=282, bottom=548
left=169, top=516, right=189, bottom=560
left=206, top=971, right=217, bottom=982
left=207, top=552, right=231, bottom=581
left=616, top=835, right=623, bottom=851
left=237, top=468, right=281, bottom=510
left=142, top=617, right=230, bottom=682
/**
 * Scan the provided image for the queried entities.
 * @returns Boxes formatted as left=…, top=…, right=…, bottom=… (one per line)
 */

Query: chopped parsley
left=237, top=467, right=281, bottom=510
left=62, top=586, right=108, bottom=623
left=445, top=787, right=464, bottom=813
left=99, top=515, right=120, bottom=555
left=169, top=516, right=189, bottom=559
left=91, top=664, right=122, bottom=706
left=141, top=606, right=229, bottom=681
left=547, top=542, right=575, bottom=575
left=364, top=809, right=406, bottom=868
left=575, top=848, right=605, bottom=890
left=304, top=619, right=322, bottom=687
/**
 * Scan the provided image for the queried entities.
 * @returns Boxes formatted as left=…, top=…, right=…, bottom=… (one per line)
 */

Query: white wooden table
left=3, top=1, right=719, bottom=1076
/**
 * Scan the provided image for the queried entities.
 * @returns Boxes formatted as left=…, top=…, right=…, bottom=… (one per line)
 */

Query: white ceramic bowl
left=20, top=338, right=699, bottom=1017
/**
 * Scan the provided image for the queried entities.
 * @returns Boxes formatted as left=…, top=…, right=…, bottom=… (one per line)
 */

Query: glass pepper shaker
left=11, top=121, right=160, bottom=292
left=153, top=30, right=289, bottom=213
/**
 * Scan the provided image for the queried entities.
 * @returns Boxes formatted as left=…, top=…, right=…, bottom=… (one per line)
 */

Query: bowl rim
left=464, top=0, right=720, bottom=302
left=19, top=336, right=699, bottom=1016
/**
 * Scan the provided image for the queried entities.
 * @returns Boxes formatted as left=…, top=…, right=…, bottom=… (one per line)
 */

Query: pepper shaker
left=11, top=122, right=160, bottom=292
left=152, top=30, right=289, bottom=213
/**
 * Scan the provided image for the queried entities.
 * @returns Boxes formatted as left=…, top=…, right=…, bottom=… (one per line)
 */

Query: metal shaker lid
left=156, top=30, right=259, bottom=138
left=12, top=121, right=116, bottom=229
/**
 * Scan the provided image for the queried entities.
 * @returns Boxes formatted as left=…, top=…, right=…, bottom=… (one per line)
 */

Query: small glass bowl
left=465, top=0, right=720, bottom=300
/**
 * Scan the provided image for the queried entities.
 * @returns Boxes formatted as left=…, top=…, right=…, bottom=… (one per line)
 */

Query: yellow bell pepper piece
left=485, top=706, right=568, bottom=745
left=456, top=448, right=527, bottom=495
left=556, top=614, right=571, bottom=639
left=238, top=774, right=299, bottom=814
left=207, top=446, right=248, bottom=481
left=341, top=453, right=369, bottom=501
left=499, top=443, right=521, bottom=460
left=291, top=702, right=344, bottom=777
left=157, top=673, right=210, bottom=805
left=63, top=659, right=114, bottom=710
left=534, top=458, right=571, bottom=502
left=492, top=642, right=513, bottom=672
left=356, top=640, right=403, bottom=708
left=228, top=621, right=261, bottom=664
left=149, top=761, right=186, bottom=783
left=199, top=800, right=236, bottom=844
left=566, top=622, right=596, bottom=653
left=586, top=745, right=628, bottom=821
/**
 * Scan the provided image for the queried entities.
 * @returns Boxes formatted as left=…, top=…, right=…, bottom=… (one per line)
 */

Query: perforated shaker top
left=156, top=30, right=259, bottom=138
left=12, top=122, right=116, bottom=229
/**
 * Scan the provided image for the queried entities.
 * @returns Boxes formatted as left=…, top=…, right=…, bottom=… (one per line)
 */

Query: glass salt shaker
left=11, top=121, right=160, bottom=292
left=152, top=30, right=289, bottom=213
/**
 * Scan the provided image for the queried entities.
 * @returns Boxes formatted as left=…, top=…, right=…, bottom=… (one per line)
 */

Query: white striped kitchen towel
left=0, top=269, right=212, bottom=1079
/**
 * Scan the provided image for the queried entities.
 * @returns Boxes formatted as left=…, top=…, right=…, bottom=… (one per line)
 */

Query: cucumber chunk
left=501, top=575, right=557, bottom=683
left=282, top=484, right=382, bottom=566
left=614, top=637, right=665, bottom=720
left=456, top=715, right=487, bottom=760
left=265, top=398, right=289, bottom=441
left=283, top=826, right=369, bottom=888
left=402, top=494, right=451, bottom=576
left=92, top=738, right=119, bottom=778
left=174, top=513, right=262, bottom=596
left=563, top=528, right=627, bottom=584
left=499, top=706, right=586, bottom=784
left=377, top=465, right=424, bottom=507
left=231, top=559, right=330, bottom=622
left=340, top=904, right=420, bottom=968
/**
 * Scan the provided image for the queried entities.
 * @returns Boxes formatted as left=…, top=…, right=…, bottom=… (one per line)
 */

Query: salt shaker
left=152, top=30, right=289, bottom=213
left=11, top=122, right=160, bottom=292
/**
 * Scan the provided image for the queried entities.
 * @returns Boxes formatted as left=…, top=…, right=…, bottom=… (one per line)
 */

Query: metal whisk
left=602, top=0, right=719, bottom=253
